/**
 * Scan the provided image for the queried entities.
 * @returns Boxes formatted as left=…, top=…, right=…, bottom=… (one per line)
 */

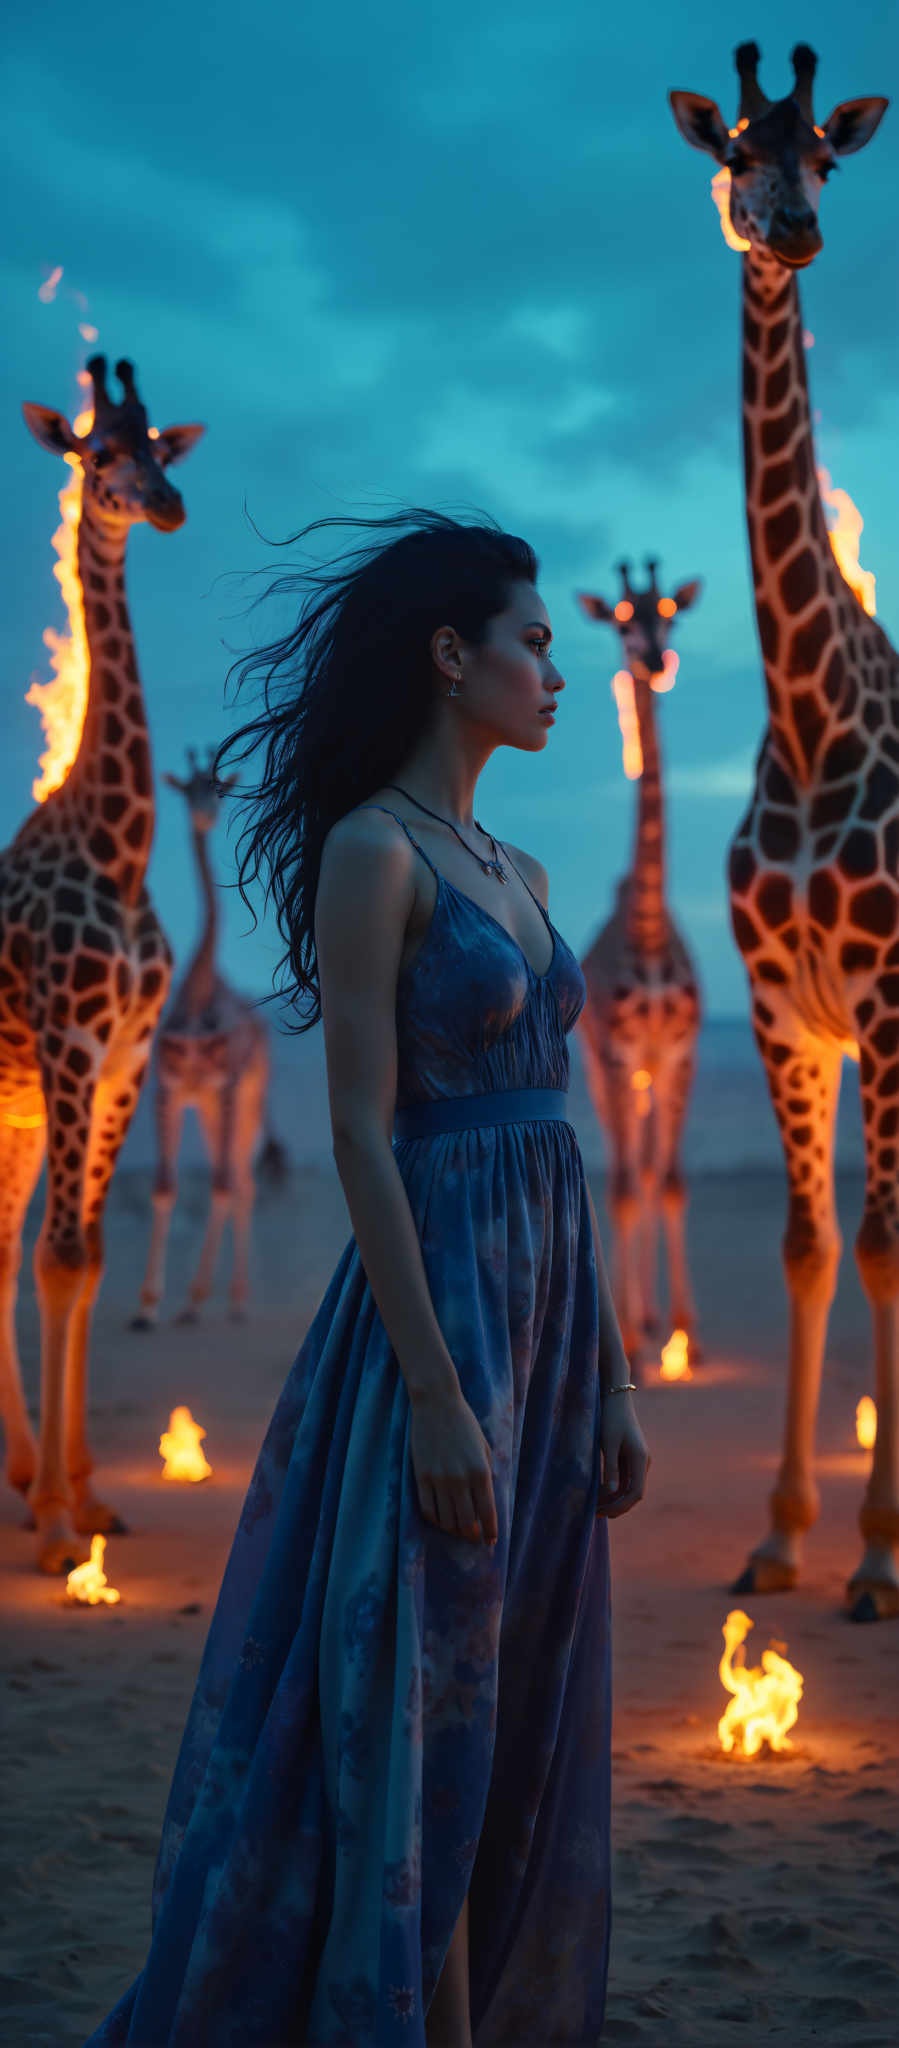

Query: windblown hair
left=214, top=508, right=538, bottom=1030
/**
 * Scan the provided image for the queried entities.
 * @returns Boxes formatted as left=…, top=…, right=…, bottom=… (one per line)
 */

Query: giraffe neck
left=179, top=827, right=219, bottom=1014
left=59, top=498, right=154, bottom=902
left=626, top=684, right=667, bottom=953
left=742, top=247, right=852, bottom=775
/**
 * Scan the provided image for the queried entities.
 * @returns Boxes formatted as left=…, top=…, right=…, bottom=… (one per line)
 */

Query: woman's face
left=435, top=580, right=565, bottom=751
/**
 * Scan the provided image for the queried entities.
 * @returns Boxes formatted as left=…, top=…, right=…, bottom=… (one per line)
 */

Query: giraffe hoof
left=731, top=1556, right=798, bottom=1595
left=129, top=1312, right=157, bottom=1332
left=37, top=1522, right=90, bottom=1576
left=7, top=1465, right=36, bottom=1499
left=847, top=1581, right=899, bottom=1624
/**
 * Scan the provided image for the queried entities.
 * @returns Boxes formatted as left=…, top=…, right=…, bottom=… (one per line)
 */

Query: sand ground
left=2, top=1160, right=898, bottom=2047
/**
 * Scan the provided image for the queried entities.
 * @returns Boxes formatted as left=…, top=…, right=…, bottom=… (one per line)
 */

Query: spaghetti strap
left=495, top=841, right=555, bottom=940
left=355, top=803, right=442, bottom=882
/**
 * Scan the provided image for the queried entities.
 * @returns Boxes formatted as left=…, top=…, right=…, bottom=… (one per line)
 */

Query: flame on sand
left=159, top=1405, right=213, bottom=1481
left=818, top=467, right=877, bottom=617
left=717, top=1608, right=803, bottom=1757
left=856, top=1396, right=877, bottom=1451
left=660, top=1327, right=692, bottom=1381
left=66, top=1533, right=121, bottom=1606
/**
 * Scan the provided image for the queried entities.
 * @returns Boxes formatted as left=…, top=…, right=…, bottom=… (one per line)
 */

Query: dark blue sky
left=2, top=1, right=897, bottom=1015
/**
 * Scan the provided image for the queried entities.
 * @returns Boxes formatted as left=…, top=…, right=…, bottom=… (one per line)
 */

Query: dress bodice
left=357, top=807, right=587, bottom=1107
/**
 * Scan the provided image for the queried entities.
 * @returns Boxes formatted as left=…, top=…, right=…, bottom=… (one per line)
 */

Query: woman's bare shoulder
left=501, top=840, right=549, bottom=908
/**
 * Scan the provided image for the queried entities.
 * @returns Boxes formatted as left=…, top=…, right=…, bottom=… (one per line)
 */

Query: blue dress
left=85, top=808, right=612, bottom=2047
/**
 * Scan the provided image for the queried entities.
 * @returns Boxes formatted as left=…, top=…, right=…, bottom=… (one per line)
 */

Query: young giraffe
left=576, top=560, right=703, bottom=1377
left=0, top=355, right=203, bottom=1572
left=132, top=748, right=277, bottom=1329
left=670, top=44, right=897, bottom=1619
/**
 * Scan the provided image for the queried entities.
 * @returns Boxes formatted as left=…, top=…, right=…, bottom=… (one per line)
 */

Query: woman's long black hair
left=214, top=508, right=538, bottom=1031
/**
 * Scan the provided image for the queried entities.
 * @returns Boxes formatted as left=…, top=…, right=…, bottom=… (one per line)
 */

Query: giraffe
left=575, top=559, right=703, bottom=1379
left=0, top=354, right=204, bottom=1571
left=132, top=748, right=281, bottom=1330
left=669, top=43, right=897, bottom=1620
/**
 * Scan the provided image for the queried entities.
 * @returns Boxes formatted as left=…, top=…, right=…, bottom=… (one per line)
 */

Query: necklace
left=384, top=783, right=509, bottom=882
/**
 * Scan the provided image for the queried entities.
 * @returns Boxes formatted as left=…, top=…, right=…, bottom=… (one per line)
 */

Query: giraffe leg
left=0, top=1119, right=47, bottom=1498
left=132, top=1078, right=184, bottom=1328
left=30, top=1075, right=101, bottom=1574
left=228, top=1057, right=266, bottom=1319
left=733, top=1009, right=843, bottom=1597
left=638, top=1099, right=662, bottom=1338
left=65, top=1058, right=152, bottom=1534
left=180, top=1088, right=234, bottom=1319
left=846, top=1045, right=899, bottom=1621
left=656, top=1048, right=703, bottom=1363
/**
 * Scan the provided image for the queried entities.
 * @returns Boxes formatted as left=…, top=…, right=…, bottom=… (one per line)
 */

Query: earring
left=446, top=677, right=460, bottom=698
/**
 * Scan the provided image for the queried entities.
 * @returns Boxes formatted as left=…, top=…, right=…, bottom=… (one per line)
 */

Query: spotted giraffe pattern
left=133, top=752, right=274, bottom=1328
left=575, top=562, right=703, bottom=1371
left=0, top=355, right=204, bottom=1571
left=670, top=42, right=899, bottom=1616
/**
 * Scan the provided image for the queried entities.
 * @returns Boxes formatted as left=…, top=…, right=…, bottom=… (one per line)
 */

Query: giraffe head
left=164, top=747, right=238, bottom=834
left=23, top=355, right=205, bottom=531
left=669, top=42, right=887, bottom=269
left=577, top=560, right=701, bottom=688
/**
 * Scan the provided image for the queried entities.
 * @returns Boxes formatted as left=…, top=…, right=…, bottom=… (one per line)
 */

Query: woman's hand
left=410, top=1389, right=498, bottom=1546
left=595, top=1391, right=650, bottom=1519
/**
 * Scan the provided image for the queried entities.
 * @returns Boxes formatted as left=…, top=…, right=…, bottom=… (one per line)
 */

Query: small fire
left=631, top=1067, right=652, bottom=1119
left=856, top=1396, right=877, bottom=1451
left=612, top=669, right=643, bottom=779
left=717, top=1608, right=803, bottom=1757
left=711, top=167, right=751, bottom=252
left=818, top=466, right=877, bottom=617
left=25, top=418, right=93, bottom=801
left=66, top=1533, right=121, bottom=1606
left=660, top=1327, right=692, bottom=1381
left=159, top=1405, right=213, bottom=1482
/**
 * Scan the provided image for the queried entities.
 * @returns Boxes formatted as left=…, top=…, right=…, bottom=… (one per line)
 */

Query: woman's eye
left=530, top=638, right=550, bottom=655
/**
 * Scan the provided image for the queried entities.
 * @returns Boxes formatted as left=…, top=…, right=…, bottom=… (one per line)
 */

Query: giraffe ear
left=577, top=593, right=616, bottom=624
left=153, top=423, right=206, bottom=467
left=821, top=97, right=889, bottom=156
left=668, top=90, right=730, bottom=162
left=22, top=403, right=80, bottom=456
left=671, top=578, right=702, bottom=612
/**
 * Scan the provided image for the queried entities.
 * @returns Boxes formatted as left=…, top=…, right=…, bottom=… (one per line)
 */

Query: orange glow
left=159, top=1405, right=213, bottom=1481
left=814, top=124, right=826, bottom=138
left=25, top=408, right=94, bottom=801
left=717, top=1609, right=803, bottom=1756
left=631, top=1067, right=652, bottom=1119
left=612, top=669, right=643, bottom=780
left=38, top=265, right=63, bottom=303
left=657, top=597, right=677, bottom=618
left=856, top=1396, right=877, bottom=1450
left=66, top=1533, right=121, bottom=1606
left=711, top=167, right=751, bottom=252
left=614, top=599, right=634, bottom=623
left=803, top=330, right=815, bottom=349
left=660, top=1327, right=693, bottom=1381
left=651, top=647, right=680, bottom=694
left=2, top=1109, right=45, bottom=1129
left=817, top=467, right=877, bottom=617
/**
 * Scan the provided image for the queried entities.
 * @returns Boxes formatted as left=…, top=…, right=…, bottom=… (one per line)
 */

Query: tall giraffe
left=576, top=560, right=703, bottom=1377
left=132, top=748, right=280, bottom=1330
left=0, top=355, right=203, bottom=1572
left=670, top=44, right=897, bottom=1620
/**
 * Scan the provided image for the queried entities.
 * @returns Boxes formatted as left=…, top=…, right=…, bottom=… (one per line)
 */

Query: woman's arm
left=315, top=808, right=463, bottom=1412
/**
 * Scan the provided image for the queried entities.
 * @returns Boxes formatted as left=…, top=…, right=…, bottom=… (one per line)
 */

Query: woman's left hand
left=595, top=1393, right=650, bottom=1519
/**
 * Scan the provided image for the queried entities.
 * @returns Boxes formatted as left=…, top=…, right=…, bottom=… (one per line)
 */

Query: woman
left=85, top=510, right=649, bottom=2048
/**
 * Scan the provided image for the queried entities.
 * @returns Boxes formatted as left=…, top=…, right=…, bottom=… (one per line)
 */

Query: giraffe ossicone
left=670, top=43, right=899, bottom=1621
left=0, top=355, right=204, bottom=1572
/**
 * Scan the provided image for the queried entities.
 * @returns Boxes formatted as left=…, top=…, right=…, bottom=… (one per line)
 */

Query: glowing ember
left=803, top=330, right=815, bottom=349
left=818, top=467, right=877, bottom=617
left=856, top=1396, right=877, bottom=1451
left=660, top=1327, right=692, bottom=1381
left=612, top=670, right=642, bottom=780
left=657, top=597, right=677, bottom=619
left=38, top=265, right=64, bottom=303
left=710, top=167, right=750, bottom=252
left=78, top=322, right=98, bottom=342
left=159, top=1406, right=213, bottom=1482
left=651, top=647, right=679, bottom=694
left=66, top=1533, right=121, bottom=1606
left=717, top=1608, right=803, bottom=1757
left=630, top=1067, right=652, bottom=1119
left=614, top=599, right=634, bottom=622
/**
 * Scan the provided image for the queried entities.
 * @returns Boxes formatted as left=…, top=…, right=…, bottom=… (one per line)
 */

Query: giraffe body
left=133, top=753, right=279, bottom=1328
left=671, top=42, right=898, bottom=1617
left=576, top=562, right=703, bottom=1373
left=0, top=356, right=203, bottom=1570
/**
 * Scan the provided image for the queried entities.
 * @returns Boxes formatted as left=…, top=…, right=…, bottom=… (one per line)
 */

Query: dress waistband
left=393, top=1086, right=570, bottom=1139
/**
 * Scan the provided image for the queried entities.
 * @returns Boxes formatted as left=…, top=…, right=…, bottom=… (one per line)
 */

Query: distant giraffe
left=670, top=42, right=898, bottom=1619
left=132, top=749, right=282, bottom=1330
left=576, top=559, right=703, bottom=1377
left=0, top=355, right=203, bottom=1571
